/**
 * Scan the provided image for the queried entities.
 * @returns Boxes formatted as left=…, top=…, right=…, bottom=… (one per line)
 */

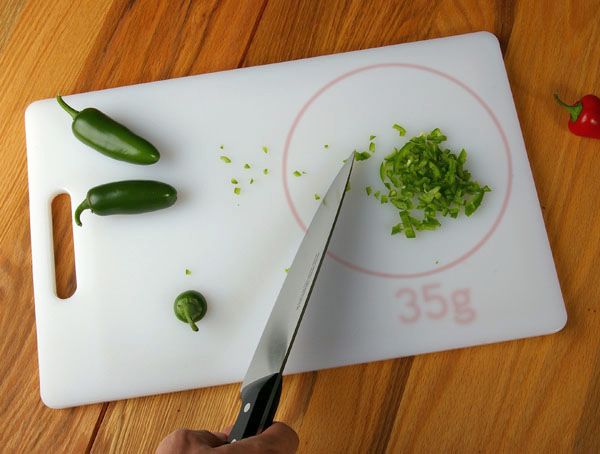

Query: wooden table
left=1, top=1, right=599, bottom=452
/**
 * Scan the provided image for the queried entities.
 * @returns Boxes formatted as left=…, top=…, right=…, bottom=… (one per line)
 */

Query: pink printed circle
left=282, top=63, right=513, bottom=279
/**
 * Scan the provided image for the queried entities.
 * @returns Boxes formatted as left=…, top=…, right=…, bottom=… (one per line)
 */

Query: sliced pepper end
left=56, top=95, right=80, bottom=119
left=74, top=199, right=90, bottom=227
left=554, top=93, right=583, bottom=122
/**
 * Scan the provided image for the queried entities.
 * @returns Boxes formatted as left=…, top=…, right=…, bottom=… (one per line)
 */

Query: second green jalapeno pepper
left=74, top=180, right=177, bottom=226
left=56, top=95, right=160, bottom=165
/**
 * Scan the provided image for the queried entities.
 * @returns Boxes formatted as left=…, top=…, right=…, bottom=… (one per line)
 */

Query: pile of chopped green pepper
left=364, top=126, right=491, bottom=238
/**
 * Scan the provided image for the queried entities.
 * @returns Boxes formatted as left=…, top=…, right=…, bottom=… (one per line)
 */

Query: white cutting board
left=25, top=32, right=566, bottom=409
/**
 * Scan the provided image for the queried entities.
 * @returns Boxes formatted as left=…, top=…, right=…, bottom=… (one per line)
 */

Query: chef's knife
left=228, top=156, right=354, bottom=443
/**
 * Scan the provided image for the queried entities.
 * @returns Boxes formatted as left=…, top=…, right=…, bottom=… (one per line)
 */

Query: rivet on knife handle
left=228, top=373, right=283, bottom=442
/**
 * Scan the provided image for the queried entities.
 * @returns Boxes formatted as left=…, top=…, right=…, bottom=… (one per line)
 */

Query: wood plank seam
left=154, top=0, right=203, bottom=81
left=369, top=358, right=414, bottom=454
left=494, top=0, right=516, bottom=55
left=179, top=0, right=221, bottom=75
left=238, top=0, right=269, bottom=68
left=85, top=402, right=109, bottom=454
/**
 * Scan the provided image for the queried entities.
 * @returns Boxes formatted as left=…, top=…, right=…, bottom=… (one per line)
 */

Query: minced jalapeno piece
left=174, top=290, right=207, bottom=332
left=74, top=180, right=177, bottom=226
left=56, top=95, right=160, bottom=165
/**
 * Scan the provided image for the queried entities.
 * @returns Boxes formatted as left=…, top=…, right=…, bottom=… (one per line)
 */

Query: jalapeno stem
left=56, top=95, right=80, bottom=119
left=74, top=199, right=90, bottom=226
left=183, top=306, right=199, bottom=332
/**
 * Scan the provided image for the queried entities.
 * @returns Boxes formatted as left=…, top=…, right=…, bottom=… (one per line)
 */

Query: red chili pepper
left=554, top=93, right=600, bottom=139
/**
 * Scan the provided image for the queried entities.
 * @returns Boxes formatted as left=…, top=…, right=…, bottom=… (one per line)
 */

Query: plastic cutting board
left=25, top=32, right=566, bottom=408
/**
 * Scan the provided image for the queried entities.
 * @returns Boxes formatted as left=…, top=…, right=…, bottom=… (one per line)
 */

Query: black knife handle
left=228, top=373, right=283, bottom=443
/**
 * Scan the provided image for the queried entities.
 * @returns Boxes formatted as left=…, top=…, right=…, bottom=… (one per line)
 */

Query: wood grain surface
left=1, top=0, right=599, bottom=452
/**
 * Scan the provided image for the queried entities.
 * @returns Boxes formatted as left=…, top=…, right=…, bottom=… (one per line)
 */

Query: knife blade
left=228, top=156, right=354, bottom=442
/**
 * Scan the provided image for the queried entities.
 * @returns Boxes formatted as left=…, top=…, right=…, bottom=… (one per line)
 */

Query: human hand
left=156, top=422, right=299, bottom=453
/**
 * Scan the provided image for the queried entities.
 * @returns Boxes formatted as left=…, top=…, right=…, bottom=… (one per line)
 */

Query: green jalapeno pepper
left=174, top=290, right=207, bottom=332
left=74, top=180, right=177, bottom=226
left=56, top=95, right=160, bottom=165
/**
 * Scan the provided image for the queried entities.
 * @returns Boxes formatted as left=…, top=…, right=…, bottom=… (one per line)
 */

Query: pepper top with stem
left=174, top=290, right=208, bottom=332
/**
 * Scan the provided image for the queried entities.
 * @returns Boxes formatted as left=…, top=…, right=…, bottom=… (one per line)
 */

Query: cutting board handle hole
left=51, top=193, right=77, bottom=299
